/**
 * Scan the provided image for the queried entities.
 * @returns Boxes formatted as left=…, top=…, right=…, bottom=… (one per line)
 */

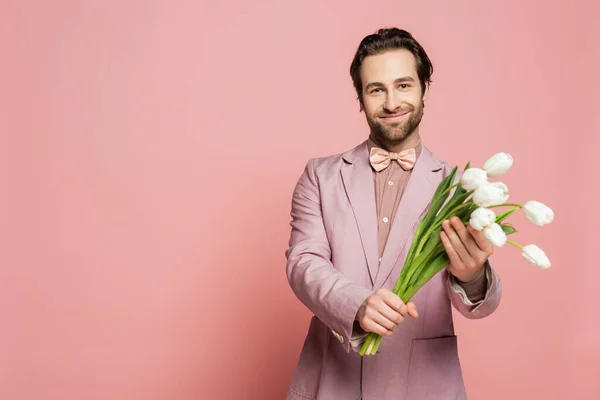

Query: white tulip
left=483, top=222, right=507, bottom=247
left=472, top=182, right=509, bottom=207
left=469, top=207, right=496, bottom=231
left=483, top=152, right=513, bottom=177
left=460, top=168, right=488, bottom=190
left=522, top=244, right=551, bottom=268
left=523, top=201, right=554, bottom=226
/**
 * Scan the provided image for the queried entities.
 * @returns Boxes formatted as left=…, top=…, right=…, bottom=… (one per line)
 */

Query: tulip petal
left=469, top=207, right=496, bottom=231
left=483, top=223, right=507, bottom=246
left=523, top=201, right=554, bottom=226
left=460, top=168, right=488, bottom=191
left=483, top=152, right=513, bottom=177
left=522, top=244, right=551, bottom=268
left=473, top=182, right=509, bottom=207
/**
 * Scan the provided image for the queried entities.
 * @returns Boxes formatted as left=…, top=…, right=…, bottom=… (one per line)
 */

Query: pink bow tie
left=369, top=147, right=416, bottom=172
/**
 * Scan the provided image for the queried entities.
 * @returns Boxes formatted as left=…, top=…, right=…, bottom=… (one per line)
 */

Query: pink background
left=1, top=1, right=598, bottom=399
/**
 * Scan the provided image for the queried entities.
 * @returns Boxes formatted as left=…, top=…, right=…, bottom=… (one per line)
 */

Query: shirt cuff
left=349, top=320, right=369, bottom=350
left=449, top=264, right=490, bottom=305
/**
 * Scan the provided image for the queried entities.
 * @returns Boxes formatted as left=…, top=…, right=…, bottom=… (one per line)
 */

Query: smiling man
left=285, top=28, right=502, bottom=400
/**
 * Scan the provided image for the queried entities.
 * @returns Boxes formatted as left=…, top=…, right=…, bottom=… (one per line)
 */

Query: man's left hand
left=440, top=216, right=493, bottom=282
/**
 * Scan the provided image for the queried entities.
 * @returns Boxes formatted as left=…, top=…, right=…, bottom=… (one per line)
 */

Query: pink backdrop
left=2, top=1, right=598, bottom=399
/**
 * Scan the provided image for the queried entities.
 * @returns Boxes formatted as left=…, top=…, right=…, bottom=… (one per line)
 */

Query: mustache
left=379, top=109, right=411, bottom=117
left=379, top=105, right=415, bottom=117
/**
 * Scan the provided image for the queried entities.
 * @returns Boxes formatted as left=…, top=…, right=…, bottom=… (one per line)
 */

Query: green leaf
left=434, top=190, right=472, bottom=225
left=404, top=166, right=457, bottom=268
left=501, top=224, right=517, bottom=235
left=395, top=244, right=437, bottom=296
left=394, top=164, right=473, bottom=302
left=496, top=208, right=518, bottom=223
left=420, top=227, right=443, bottom=257
left=419, top=167, right=458, bottom=233
left=433, top=162, right=473, bottom=225
left=434, top=165, right=458, bottom=201
left=458, top=202, right=478, bottom=221
left=402, top=251, right=450, bottom=301
left=405, top=244, right=445, bottom=290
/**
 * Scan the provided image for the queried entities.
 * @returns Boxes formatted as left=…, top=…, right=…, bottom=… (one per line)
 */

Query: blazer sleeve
left=285, top=159, right=374, bottom=353
left=444, top=257, right=502, bottom=318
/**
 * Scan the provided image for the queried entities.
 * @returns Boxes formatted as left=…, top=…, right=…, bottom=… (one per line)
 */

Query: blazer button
left=331, top=330, right=344, bottom=343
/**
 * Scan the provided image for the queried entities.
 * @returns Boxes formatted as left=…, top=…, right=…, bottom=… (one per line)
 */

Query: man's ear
left=422, top=86, right=430, bottom=103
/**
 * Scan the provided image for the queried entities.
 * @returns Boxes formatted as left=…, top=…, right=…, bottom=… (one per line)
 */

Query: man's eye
left=372, top=88, right=382, bottom=93
left=399, top=84, right=408, bottom=89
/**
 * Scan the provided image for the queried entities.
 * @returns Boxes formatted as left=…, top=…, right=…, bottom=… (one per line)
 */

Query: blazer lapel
left=374, top=145, right=444, bottom=289
left=341, top=141, right=379, bottom=286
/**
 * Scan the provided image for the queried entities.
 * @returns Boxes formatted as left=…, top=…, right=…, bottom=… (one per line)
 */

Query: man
left=285, top=28, right=501, bottom=400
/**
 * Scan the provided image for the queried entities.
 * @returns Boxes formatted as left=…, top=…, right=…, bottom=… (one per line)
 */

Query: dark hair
left=349, top=28, right=433, bottom=107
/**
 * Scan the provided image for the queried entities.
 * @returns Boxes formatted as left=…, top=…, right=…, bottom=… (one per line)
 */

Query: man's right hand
left=356, top=289, right=419, bottom=336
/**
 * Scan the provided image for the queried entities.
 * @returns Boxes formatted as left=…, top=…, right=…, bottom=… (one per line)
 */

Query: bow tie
left=369, top=147, right=416, bottom=172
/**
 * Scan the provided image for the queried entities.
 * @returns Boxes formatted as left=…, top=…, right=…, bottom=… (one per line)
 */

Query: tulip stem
left=506, top=239, right=523, bottom=249
left=415, top=202, right=472, bottom=255
left=489, top=203, right=523, bottom=208
left=439, top=183, right=460, bottom=199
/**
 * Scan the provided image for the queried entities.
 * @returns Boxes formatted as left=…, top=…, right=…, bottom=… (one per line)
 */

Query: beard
left=367, top=100, right=424, bottom=143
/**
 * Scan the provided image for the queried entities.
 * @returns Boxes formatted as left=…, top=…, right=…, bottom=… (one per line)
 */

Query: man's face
left=360, top=49, right=426, bottom=143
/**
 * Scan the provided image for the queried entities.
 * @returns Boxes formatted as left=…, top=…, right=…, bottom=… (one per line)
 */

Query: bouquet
left=360, top=152, right=554, bottom=356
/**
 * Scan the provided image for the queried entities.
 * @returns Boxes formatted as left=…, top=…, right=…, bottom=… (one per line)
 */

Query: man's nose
left=384, top=93, right=400, bottom=112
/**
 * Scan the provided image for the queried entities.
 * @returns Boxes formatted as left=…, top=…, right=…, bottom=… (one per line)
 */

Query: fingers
left=442, top=217, right=490, bottom=282
left=440, top=229, right=463, bottom=268
left=359, top=290, right=418, bottom=336
left=379, top=289, right=408, bottom=315
left=406, top=302, right=419, bottom=319
left=451, top=217, right=492, bottom=256
left=378, top=302, right=405, bottom=326
left=467, top=224, right=493, bottom=253
left=372, top=291, right=405, bottom=328
left=361, top=318, right=392, bottom=336
left=360, top=292, right=399, bottom=336
left=443, top=218, right=474, bottom=263
left=361, top=307, right=397, bottom=337
left=451, top=217, right=480, bottom=255
left=372, top=311, right=401, bottom=332
left=378, top=289, right=419, bottom=320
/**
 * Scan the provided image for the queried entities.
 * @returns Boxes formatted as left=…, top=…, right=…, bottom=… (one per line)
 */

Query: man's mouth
left=379, top=111, right=409, bottom=121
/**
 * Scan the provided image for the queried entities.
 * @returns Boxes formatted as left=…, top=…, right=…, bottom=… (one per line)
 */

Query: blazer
left=285, top=140, right=502, bottom=400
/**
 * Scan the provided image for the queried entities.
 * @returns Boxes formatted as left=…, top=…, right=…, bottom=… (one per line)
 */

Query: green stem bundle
left=359, top=164, right=518, bottom=356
